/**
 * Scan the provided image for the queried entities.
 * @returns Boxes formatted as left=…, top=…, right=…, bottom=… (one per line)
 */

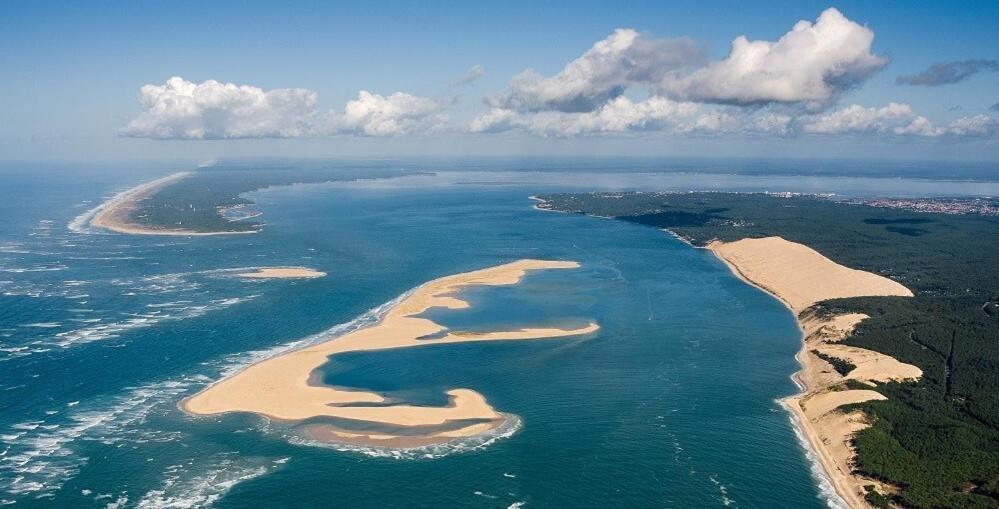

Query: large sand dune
left=707, top=236, right=918, bottom=509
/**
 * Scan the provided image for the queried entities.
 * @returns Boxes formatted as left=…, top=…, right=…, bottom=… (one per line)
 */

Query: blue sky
left=1, top=0, right=997, bottom=162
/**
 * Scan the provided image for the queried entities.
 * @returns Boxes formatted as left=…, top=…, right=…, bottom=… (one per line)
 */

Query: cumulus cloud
left=801, top=102, right=996, bottom=136
left=802, top=103, right=937, bottom=135
left=897, top=59, right=999, bottom=86
left=662, top=8, right=887, bottom=107
left=336, top=91, right=445, bottom=136
left=487, top=29, right=703, bottom=113
left=122, top=77, right=445, bottom=139
left=944, top=114, right=997, bottom=136
left=470, top=96, right=795, bottom=137
left=476, top=8, right=904, bottom=138
left=451, top=65, right=485, bottom=87
left=121, top=77, right=318, bottom=139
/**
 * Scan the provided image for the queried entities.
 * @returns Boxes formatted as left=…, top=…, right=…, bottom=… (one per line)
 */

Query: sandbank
left=706, top=236, right=918, bottom=509
left=234, top=267, right=326, bottom=279
left=183, top=259, right=599, bottom=447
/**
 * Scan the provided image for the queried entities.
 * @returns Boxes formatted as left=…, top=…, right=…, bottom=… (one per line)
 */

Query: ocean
left=1, top=162, right=996, bottom=508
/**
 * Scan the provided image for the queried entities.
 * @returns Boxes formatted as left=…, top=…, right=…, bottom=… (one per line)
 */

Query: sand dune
left=182, top=259, right=598, bottom=447
left=708, top=236, right=912, bottom=313
left=707, top=236, right=918, bottom=509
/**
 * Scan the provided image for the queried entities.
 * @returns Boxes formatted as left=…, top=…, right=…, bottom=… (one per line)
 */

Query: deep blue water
left=1, top=164, right=991, bottom=508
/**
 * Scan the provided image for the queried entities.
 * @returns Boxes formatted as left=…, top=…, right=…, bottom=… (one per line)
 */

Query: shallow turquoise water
left=3, top=165, right=968, bottom=507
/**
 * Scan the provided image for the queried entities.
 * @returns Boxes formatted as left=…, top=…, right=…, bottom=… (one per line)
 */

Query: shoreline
left=703, top=236, right=917, bottom=509
left=88, top=171, right=258, bottom=236
left=182, top=259, right=599, bottom=449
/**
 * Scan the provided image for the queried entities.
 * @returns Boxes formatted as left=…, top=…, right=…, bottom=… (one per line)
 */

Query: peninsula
left=83, top=165, right=423, bottom=235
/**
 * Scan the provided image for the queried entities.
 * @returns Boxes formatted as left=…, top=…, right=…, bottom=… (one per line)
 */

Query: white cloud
left=121, top=77, right=318, bottom=139
left=487, top=29, right=702, bottom=113
left=663, top=8, right=887, bottom=106
left=122, top=77, right=446, bottom=139
left=802, top=103, right=936, bottom=135
left=944, top=114, right=997, bottom=136
left=336, top=90, right=445, bottom=136
left=469, top=108, right=520, bottom=133
left=471, top=96, right=794, bottom=137
left=801, top=103, right=996, bottom=137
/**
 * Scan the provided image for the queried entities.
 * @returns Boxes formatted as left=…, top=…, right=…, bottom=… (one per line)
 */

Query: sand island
left=234, top=267, right=326, bottom=279
left=183, top=259, right=599, bottom=448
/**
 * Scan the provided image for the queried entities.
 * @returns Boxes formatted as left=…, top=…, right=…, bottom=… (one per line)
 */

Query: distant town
left=847, top=197, right=999, bottom=216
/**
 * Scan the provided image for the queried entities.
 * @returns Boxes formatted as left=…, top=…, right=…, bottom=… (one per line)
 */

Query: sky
left=1, top=0, right=998, bottom=162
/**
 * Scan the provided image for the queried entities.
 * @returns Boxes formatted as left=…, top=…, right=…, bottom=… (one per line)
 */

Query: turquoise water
left=5, top=164, right=983, bottom=508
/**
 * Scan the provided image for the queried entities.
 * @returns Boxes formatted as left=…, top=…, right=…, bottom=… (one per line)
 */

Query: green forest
left=130, top=165, right=420, bottom=233
left=538, top=192, right=999, bottom=508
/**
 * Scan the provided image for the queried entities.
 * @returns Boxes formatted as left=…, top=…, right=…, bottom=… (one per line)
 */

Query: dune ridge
left=707, top=236, right=918, bottom=509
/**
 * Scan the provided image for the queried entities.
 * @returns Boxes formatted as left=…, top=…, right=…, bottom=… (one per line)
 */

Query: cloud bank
left=122, top=77, right=444, bottom=139
left=125, top=9, right=996, bottom=143
left=472, top=8, right=994, bottom=139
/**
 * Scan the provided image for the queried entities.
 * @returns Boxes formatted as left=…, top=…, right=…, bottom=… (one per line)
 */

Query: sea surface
left=1, top=162, right=995, bottom=508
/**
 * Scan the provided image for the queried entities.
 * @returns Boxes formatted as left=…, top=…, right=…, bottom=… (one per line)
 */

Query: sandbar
left=707, top=236, right=918, bottom=509
left=234, top=267, right=326, bottom=279
left=182, top=259, right=599, bottom=447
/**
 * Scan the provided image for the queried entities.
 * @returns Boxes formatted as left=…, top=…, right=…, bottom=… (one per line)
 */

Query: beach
left=182, top=259, right=599, bottom=448
left=234, top=267, right=326, bottom=279
left=89, top=172, right=255, bottom=236
left=706, top=236, right=918, bottom=509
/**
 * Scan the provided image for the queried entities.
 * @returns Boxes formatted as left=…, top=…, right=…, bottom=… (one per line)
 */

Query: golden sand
left=234, top=267, right=326, bottom=279
left=707, top=236, right=918, bottom=509
left=183, top=259, right=598, bottom=446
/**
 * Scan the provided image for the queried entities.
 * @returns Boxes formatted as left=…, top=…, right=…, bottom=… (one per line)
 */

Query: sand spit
left=706, top=236, right=919, bottom=509
left=89, top=172, right=255, bottom=236
left=183, top=259, right=599, bottom=448
left=234, top=267, right=326, bottom=279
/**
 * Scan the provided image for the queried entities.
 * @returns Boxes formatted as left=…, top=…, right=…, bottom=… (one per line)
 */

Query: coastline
left=703, top=236, right=917, bottom=509
left=182, top=259, right=599, bottom=448
left=88, top=171, right=257, bottom=236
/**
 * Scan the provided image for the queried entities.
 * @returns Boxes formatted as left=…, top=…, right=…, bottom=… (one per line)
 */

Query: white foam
left=780, top=400, right=850, bottom=509
left=0, top=377, right=203, bottom=498
left=288, top=413, right=524, bottom=460
left=135, top=455, right=273, bottom=509
left=51, top=295, right=256, bottom=349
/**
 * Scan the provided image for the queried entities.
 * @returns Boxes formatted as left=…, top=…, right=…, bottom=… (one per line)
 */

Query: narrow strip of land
left=89, top=172, right=254, bottom=236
